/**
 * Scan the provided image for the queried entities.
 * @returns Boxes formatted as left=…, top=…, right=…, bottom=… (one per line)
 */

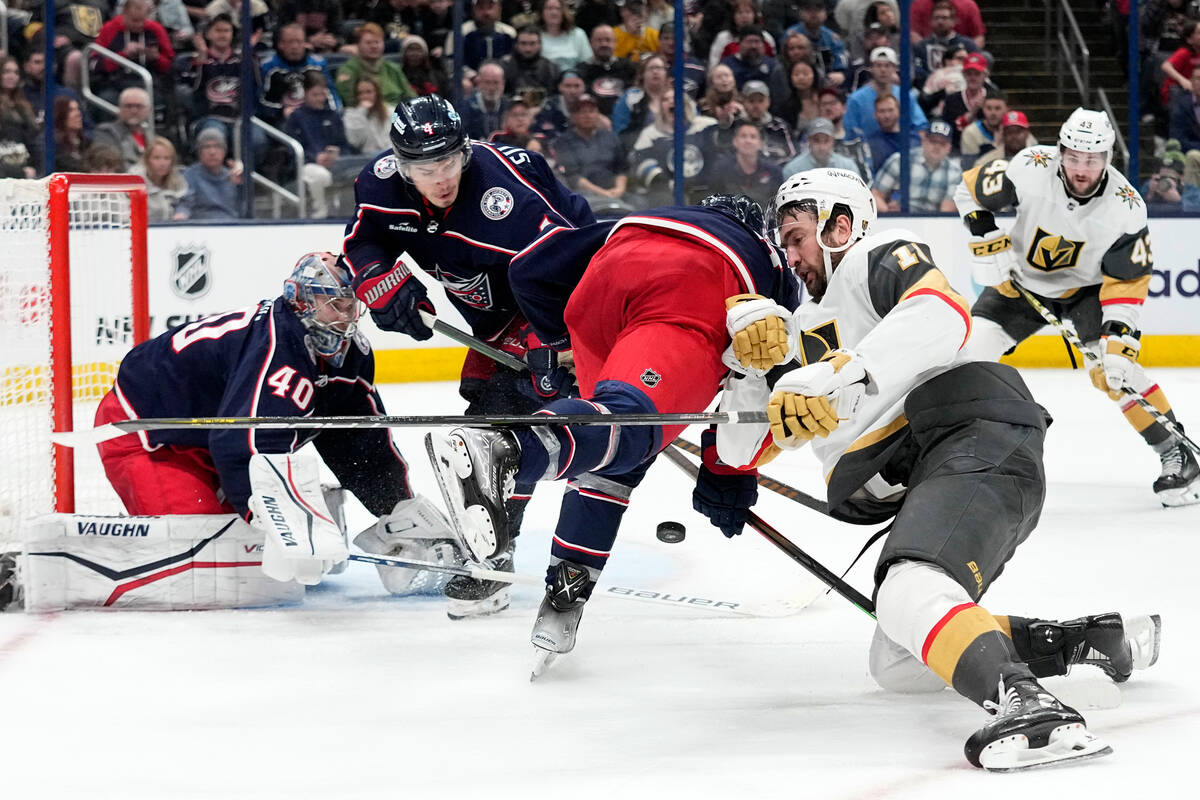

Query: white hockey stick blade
left=979, top=724, right=1113, bottom=772
left=49, top=424, right=124, bottom=448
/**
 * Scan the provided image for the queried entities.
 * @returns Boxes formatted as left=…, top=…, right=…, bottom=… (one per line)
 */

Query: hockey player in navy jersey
left=343, top=94, right=595, bottom=618
left=424, top=195, right=801, bottom=676
left=94, top=252, right=461, bottom=593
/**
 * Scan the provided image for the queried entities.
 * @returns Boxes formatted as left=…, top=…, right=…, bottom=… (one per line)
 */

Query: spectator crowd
left=0, top=0, right=1128, bottom=219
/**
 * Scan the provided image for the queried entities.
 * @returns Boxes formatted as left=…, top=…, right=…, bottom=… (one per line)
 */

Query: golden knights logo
left=798, top=320, right=841, bottom=365
left=1114, top=184, right=1142, bottom=209
left=1026, top=228, right=1085, bottom=272
left=1024, top=150, right=1052, bottom=168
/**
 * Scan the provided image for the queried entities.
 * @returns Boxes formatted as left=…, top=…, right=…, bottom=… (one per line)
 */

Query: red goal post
left=1, top=173, right=149, bottom=536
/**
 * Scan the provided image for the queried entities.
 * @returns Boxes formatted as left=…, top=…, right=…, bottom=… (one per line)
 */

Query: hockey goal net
left=0, top=174, right=149, bottom=540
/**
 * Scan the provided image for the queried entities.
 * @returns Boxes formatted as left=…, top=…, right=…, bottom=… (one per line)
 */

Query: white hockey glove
left=1089, top=321, right=1140, bottom=401
left=767, top=350, right=867, bottom=445
left=352, top=495, right=463, bottom=595
left=249, top=452, right=348, bottom=586
left=723, top=294, right=795, bottom=376
left=967, top=230, right=1021, bottom=287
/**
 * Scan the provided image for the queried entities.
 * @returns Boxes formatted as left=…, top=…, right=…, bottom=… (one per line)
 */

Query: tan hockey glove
left=767, top=391, right=839, bottom=442
left=726, top=294, right=794, bottom=374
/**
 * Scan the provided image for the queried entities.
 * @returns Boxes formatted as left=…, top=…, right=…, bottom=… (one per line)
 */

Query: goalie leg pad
left=20, top=514, right=302, bottom=611
left=249, top=452, right=349, bottom=586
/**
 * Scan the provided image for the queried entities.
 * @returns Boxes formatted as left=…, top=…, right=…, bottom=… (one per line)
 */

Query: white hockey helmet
left=1058, top=108, right=1115, bottom=155
left=768, top=167, right=876, bottom=262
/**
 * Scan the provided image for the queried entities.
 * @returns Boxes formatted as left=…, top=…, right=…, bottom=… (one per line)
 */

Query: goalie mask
left=768, top=168, right=876, bottom=277
left=283, top=252, right=362, bottom=367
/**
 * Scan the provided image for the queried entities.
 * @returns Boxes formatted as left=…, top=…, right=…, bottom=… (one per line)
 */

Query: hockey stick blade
left=347, top=552, right=796, bottom=618
left=51, top=410, right=770, bottom=448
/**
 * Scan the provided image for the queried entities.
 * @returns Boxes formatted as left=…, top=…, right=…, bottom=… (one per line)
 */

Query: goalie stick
left=346, top=552, right=802, bottom=618
left=1013, top=281, right=1200, bottom=455
left=661, top=444, right=877, bottom=618
left=52, top=410, right=770, bottom=448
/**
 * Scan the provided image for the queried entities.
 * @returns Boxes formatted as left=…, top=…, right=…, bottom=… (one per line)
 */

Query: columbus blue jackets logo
left=481, top=187, right=515, bottom=220
left=374, top=155, right=398, bottom=179
left=171, top=246, right=212, bottom=299
left=434, top=264, right=494, bottom=308
left=640, top=368, right=662, bottom=387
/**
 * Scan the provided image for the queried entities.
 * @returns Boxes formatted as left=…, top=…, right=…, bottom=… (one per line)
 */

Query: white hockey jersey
left=954, top=145, right=1153, bottom=327
left=717, top=229, right=974, bottom=510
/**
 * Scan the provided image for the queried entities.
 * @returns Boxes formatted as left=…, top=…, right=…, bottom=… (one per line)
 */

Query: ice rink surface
left=3, top=369, right=1198, bottom=799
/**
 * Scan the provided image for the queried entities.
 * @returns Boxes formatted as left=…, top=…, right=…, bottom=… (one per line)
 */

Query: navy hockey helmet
left=283, top=252, right=361, bottom=366
left=389, top=95, right=472, bottom=179
left=699, top=194, right=766, bottom=236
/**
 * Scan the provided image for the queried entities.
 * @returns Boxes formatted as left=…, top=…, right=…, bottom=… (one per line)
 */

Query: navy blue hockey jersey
left=112, top=299, right=409, bottom=516
left=508, top=206, right=801, bottom=349
left=342, top=141, right=596, bottom=341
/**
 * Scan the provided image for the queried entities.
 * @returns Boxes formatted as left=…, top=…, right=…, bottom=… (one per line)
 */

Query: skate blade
left=424, top=434, right=496, bottom=563
left=1127, top=614, right=1162, bottom=670
left=531, top=647, right=558, bottom=681
left=980, top=724, right=1113, bottom=772
left=1157, top=476, right=1200, bottom=507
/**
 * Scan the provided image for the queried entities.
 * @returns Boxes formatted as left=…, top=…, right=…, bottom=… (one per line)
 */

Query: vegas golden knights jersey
left=954, top=146, right=1153, bottom=327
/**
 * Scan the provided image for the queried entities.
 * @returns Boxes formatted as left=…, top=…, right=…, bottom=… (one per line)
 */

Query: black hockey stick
left=1012, top=281, right=1200, bottom=455
left=661, top=445, right=876, bottom=618
left=417, top=310, right=527, bottom=372
left=671, top=437, right=830, bottom=515
left=52, top=410, right=770, bottom=448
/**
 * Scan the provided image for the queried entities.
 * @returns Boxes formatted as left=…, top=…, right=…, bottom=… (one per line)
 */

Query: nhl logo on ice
left=480, top=187, right=514, bottom=220
left=640, top=368, right=662, bottom=388
left=171, top=246, right=212, bottom=299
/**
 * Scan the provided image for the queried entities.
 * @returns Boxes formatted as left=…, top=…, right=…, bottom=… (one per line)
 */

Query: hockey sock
left=512, top=381, right=661, bottom=484
left=1119, top=384, right=1177, bottom=447
left=546, top=465, right=650, bottom=573
left=924, top=604, right=1033, bottom=707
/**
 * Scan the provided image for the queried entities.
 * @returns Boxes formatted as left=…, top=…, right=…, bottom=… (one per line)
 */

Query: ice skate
left=964, top=672, right=1112, bottom=771
left=1152, top=439, right=1200, bottom=507
left=444, top=540, right=515, bottom=620
left=0, top=550, right=22, bottom=612
left=425, top=428, right=520, bottom=562
left=530, top=560, right=596, bottom=680
left=1125, top=614, right=1162, bottom=672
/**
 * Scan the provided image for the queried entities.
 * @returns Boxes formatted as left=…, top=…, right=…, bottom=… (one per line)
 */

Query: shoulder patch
left=1023, top=150, right=1052, bottom=168
left=373, top=155, right=398, bottom=179
left=481, top=187, right=515, bottom=220
left=1114, top=183, right=1142, bottom=209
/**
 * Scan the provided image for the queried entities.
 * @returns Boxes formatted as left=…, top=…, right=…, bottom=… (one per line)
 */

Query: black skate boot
left=0, top=550, right=22, bottom=612
left=1153, top=438, right=1200, bottom=507
left=964, top=670, right=1112, bottom=771
left=425, top=428, right=521, bottom=562
left=444, top=539, right=515, bottom=620
left=1015, top=613, right=1160, bottom=683
left=530, top=559, right=597, bottom=680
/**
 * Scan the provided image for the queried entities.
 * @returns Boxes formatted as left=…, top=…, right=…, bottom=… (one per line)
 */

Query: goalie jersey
left=719, top=229, right=972, bottom=516
left=343, top=142, right=596, bottom=341
left=111, top=299, right=409, bottom=516
left=954, top=145, right=1153, bottom=326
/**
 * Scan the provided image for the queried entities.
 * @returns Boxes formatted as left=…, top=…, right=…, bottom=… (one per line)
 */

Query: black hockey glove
left=353, top=260, right=434, bottom=341
left=691, top=428, right=758, bottom=538
left=516, top=326, right=577, bottom=400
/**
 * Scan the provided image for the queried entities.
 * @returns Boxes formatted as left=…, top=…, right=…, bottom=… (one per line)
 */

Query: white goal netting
left=1, top=177, right=143, bottom=543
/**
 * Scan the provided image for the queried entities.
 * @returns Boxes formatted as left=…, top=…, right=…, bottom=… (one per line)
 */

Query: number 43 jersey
left=955, top=145, right=1153, bottom=307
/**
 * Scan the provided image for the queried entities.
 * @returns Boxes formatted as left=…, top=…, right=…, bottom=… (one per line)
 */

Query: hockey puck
left=656, top=521, right=686, bottom=543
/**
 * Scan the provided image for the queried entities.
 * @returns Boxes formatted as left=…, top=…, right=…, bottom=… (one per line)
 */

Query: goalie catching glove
left=964, top=211, right=1020, bottom=287
left=724, top=294, right=795, bottom=375
left=767, top=350, right=867, bottom=446
left=1089, top=321, right=1141, bottom=401
left=249, top=451, right=348, bottom=586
